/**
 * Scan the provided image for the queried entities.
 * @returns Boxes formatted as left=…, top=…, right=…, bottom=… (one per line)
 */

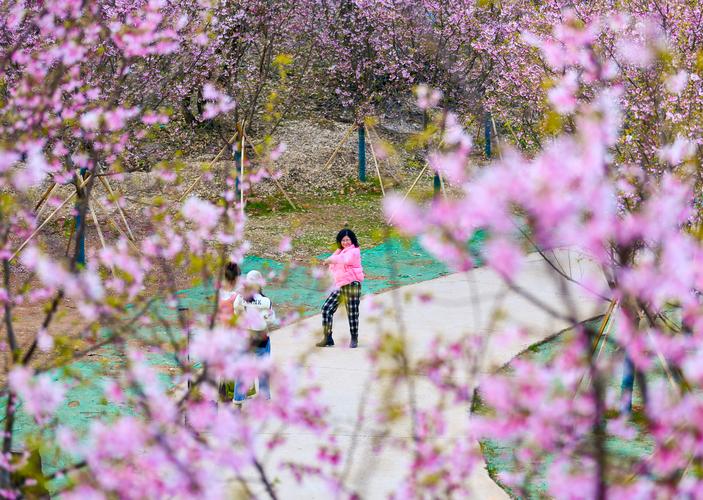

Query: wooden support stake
left=388, top=164, right=427, bottom=224
left=11, top=176, right=92, bottom=262
left=34, top=183, right=57, bottom=213
left=64, top=217, right=76, bottom=257
left=92, top=198, right=141, bottom=254
left=99, top=176, right=135, bottom=241
left=574, top=300, right=617, bottom=394
left=367, top=124, right=401, bottom=183
left=240, top=128, right=245, bottom=218
left=323, top=123, right=356, bottom=171
left=243, top=133, right=298, bottom=211
left=646, top=328, right=680, bottom=393
left=178, top=131, right=240, bottom=202
left=365, top=125, right=385, bottom=196
left=505, top=120, right=521, bottom=146
left=89, top=201, right=116, bottom=277
left=438, top=171, right=448, bottom=200
left=594, top=302, right=617, bottom=361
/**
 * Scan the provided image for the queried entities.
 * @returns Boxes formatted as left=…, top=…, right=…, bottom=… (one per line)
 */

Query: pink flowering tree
left=471, top=0, right=703, bottom=165
left=356, top=0, right=485, bottom=113
left=3, top=1, right=703, bottom=499
left=195, top=0, right=322, bottom=136
left=386, top=10, right=703, bottom=498
left=0, top=1, right=336, bottom=497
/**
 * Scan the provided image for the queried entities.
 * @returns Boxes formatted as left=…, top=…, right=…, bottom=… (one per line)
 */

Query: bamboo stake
left=89, top=200, right=115, bottom=277
left=11, top=175, right=92, bottom=262
left=64, top=217, right=76, bottom=257
left=388, top=164, right=427, bottom=224
left=92, top=197, right=141, bottom=254
left=34, top=182, right=57, bottom=213
left=322, top=123, right=356, bottom=171
left=505, top=120, right=521, bottom=146
left=594, top=302, right=618, bottom=361
left=574, top=300, right=617, bottom=394
left=178, top=130, right=240, bottom=202
left=438, top=171, right=448, bottom=200
left=367, top=124, right=401, bottom=183
left=99, top=176, right=135, bottom=241
left=243, top=133, right=298, bottom=211
left=240, top=128, right=245, bottom=218
left=271, top=176, right=298, bottom=211
left=646, top=328, right=680, bottom=392
left=365, top=125, right=385, bottom=196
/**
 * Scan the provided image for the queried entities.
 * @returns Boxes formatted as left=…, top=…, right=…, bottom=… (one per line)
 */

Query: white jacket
left=233, top=292, right=278, bottom=332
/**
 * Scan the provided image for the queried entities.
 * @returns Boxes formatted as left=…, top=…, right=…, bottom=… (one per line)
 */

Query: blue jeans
left=234, top=338, right=271, bottom=402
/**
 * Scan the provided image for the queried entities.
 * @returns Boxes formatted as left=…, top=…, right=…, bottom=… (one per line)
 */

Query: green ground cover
left=473, top=319, right=661, bottom=498
left=3, top=232, right=485, bottom=485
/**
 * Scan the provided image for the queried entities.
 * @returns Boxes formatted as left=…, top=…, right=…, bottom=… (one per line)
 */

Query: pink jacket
left=327, top=246, right=364, bottom=288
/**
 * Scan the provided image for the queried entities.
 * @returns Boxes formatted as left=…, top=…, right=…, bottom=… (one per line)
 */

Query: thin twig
left=516, top=225, right=611, bottom=302
left=253, top=458, right=278, bottom=500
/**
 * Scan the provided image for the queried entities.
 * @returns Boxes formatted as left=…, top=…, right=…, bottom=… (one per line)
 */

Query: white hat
left=246, top=269, right=264, bottom=285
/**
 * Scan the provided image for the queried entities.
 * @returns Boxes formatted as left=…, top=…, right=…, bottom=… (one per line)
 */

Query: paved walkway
left=259, top=248, right=609, bottom=498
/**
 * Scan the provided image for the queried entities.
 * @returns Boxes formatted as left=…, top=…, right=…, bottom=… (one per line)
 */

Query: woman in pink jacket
left=317, top=228, right=364, bottom=348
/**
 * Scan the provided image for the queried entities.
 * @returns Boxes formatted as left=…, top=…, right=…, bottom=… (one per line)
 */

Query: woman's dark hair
left=336, top=228, right=359, bottom=249
left=224, top=262, right=241, bottom=283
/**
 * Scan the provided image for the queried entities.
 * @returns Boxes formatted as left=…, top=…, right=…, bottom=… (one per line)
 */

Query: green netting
left=475, top=318, right=660, bottom=498
left=5, top=232, right=486, bottom=482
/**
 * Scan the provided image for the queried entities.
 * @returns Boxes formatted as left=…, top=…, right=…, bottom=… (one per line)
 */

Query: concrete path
left=257, top=248, right=609, bottom=499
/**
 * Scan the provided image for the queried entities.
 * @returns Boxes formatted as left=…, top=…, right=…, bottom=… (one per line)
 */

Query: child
left=217, top=262, right=241, bottom=401
left=218, top=262, right=241, bottom=322
left=317, top=228, right=364, bottom=348
left=233, top=269, right=278, bottom=402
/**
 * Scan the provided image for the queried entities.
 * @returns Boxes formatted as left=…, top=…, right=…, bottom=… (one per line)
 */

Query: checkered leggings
left=322, top=281, right=361, bottom=338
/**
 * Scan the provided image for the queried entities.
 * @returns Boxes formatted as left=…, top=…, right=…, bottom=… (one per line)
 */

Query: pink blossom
left=80, top=110, right=101, bottom=130
left=484, top=238, right=524, bottom=279
left=658, top=135, right=697, bottom=165
left=9, top=367, right=66, bottom=424
left=416, top=84, right=442, bottom=109
left=13, top=143, right=49, bottom=191
left=181, top=196, right=221, bottom=230
left=278, top=236, right=292, bottom=253
left=428, top=150, right=467, bottom=184
left=270, top=142, right=287, bottom=161
left=201, top=83, right=235, bottom=119
left=616, top=38, right=654, bottom=68
left=384, top=194, right=426, bottom=233
left=37, top=328, right=54, bottom=351
left=57, top=426, right=80, bottom=455
left=189, top=326, right=249, bottom=379
left=665, top=70, right=689, bottom=95
left=548, top=70, right=579, bottom=114
left=0, top=149, right=20, bottom=173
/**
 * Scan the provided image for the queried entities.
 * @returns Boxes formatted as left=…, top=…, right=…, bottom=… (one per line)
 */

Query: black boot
left=350, top=335, right=358, bottom=348
left=316, top=335, right=334, bottom=347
